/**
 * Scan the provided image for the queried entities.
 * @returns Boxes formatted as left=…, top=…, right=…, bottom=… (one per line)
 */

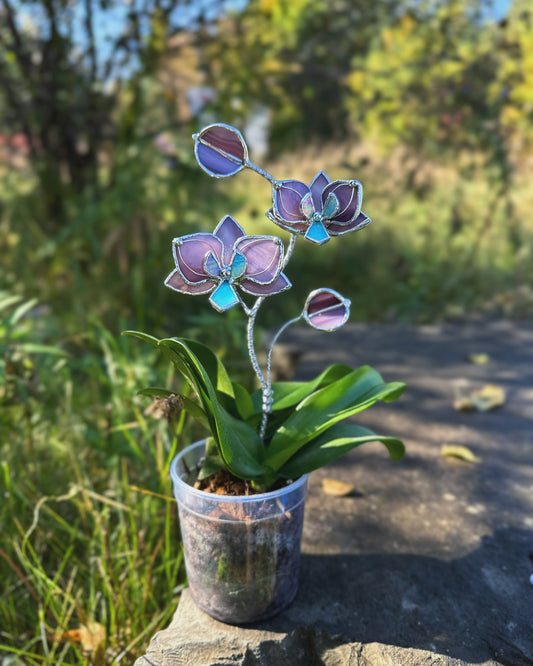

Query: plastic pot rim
left=170, top=439, right=309, bottom=504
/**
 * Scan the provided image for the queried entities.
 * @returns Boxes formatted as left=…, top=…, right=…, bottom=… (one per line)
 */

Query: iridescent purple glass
left=194, top=124, right=248, bottom=178
left=303, top=288, right=351, bottom=331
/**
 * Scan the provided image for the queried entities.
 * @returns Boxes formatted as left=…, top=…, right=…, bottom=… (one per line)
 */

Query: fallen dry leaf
left=441, top=444, right=481, bottom=463
left=453, top=383, right=506, bottom=412
left=53, top=621, right=106, bottom=664
left=468, top=352, right=491, bottom=365
left=322, top=478, right=355, bottom=497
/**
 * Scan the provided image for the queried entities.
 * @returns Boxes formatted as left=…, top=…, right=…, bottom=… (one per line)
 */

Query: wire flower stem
left=246, top=299, right=270, bottom=437
left=245, top=160, right=279, bottom=187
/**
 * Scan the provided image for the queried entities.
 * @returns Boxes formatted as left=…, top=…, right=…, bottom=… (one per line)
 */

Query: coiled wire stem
left=245, top=235, right=299, bottom=440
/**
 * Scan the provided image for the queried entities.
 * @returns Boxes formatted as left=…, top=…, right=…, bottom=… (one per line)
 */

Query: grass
left=0, top=295, right=192, bottom=664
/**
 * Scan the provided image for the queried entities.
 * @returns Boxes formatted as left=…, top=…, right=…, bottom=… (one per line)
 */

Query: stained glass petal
left=309, top=170, right=330, bottom=210
left=321, top=192, right=340, bottom=219
left=230, top=251, right=246, bottom=279
left=304, top=220, right=330, bottom=245
left=240, top=272, right=291, bottom=296
left=214, top=215, right=246, bottom=264
left=322, top=180, right=362, bottom=224
left=236, top=236, right=283, bottom=284
left=327, top=211, right=371, bottom=236
left=164, top=268, right=215, bottom=295
left=209, top=281, right=240, bottom=312
left=266, top=208, right=308, bottom=235
left=194, top=124, right=247, bottom=178
left=300, top=192, right=315, bottom=220
left=273, top=180, right=309, bottom=222
left=174, top=234, right=223, bottom=283
left=204, top=251, right=221, bottom=278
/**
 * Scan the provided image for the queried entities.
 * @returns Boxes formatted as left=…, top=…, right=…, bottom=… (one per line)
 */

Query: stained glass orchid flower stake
left=176, top=124, right=364, bottom=438
left=126, top=123, right=405, bottom=491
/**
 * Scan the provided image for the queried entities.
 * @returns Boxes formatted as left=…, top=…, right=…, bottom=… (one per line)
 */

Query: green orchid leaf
left=197, top=455, right=225, bottom=480
left=271, top=364, right=355, bottom=410
left=278, top=423, right=405, bottom=477
left=158, top=338, right=266, bottom=481
left=210, top=405, right=266, bottom=480
left=250, top=364, right=354, bottom=414
left=125, top=330, right=200, bottom=399
left=122, top=330, right=160, bottom=347
left=178, top=337, right=241, bottom=417
left=180, top=338, right=235, bottom=400
left=156, top=339, right=209, bottom=398
left=264, top=366, right=405, bottom=471
left=180, top=396, right=210, bottom=428
left=198, top=438, right=225, bottom=479
left=156, top=339, right=219, bottom=434
left=232, top=382, right=255, bottom=421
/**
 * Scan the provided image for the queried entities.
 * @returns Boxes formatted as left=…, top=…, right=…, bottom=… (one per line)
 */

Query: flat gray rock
left=136, top=320, right=533, bottom=666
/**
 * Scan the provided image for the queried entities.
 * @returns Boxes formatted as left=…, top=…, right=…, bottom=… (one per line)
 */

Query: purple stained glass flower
left=164, top=216, right=291, bottom=312
left=303, top=288, right=351, bottom=331
left=266, top=170, right=371, bottom=245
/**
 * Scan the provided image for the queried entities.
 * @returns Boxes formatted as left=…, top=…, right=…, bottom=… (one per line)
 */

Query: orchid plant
left=126, top=124, right=405, bottom=491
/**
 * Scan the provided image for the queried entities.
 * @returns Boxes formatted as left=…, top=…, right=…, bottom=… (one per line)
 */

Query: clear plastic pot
left=170, top=440, right=308, bottom=624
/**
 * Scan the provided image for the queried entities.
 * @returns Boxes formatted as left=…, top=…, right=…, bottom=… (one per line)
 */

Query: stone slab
left=136, top=320, right=533, bottom=666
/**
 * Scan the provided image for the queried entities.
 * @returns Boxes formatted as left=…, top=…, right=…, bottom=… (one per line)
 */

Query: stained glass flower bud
left=193, top=124, right=248, bottom=178
left=303, top=288, right=351, bottom=331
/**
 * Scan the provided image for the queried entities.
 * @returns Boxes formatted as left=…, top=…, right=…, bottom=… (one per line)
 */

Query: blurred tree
left=0, top=0, right=224, bottom=232
left=491, top=0, right=533, bottom=162
left=346, top=0, right=501, bottom=157
left=203, top=0, right=399, bottom=151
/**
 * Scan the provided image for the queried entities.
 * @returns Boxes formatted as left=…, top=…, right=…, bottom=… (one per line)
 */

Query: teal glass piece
left=230, top=251, right=246, bottom=279
left=305, top=221, right=330, bottom=245
left=204, top=251, right=221, bottom=278
left=321, top=192, right=339, bottom=219
left=209, top=280, right=239, bottom=312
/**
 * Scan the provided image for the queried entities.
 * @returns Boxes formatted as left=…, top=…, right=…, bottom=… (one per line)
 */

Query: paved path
left=137, top=320, right=533, bottom=666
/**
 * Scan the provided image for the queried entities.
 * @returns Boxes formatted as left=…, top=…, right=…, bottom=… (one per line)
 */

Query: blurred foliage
left=203, top=0, right=399, bottom=147
left=0, top=293, right=195, bottom=664
left=1, top=0, right=533, bottom=661
left=347, top=0, right=501, bottom=155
